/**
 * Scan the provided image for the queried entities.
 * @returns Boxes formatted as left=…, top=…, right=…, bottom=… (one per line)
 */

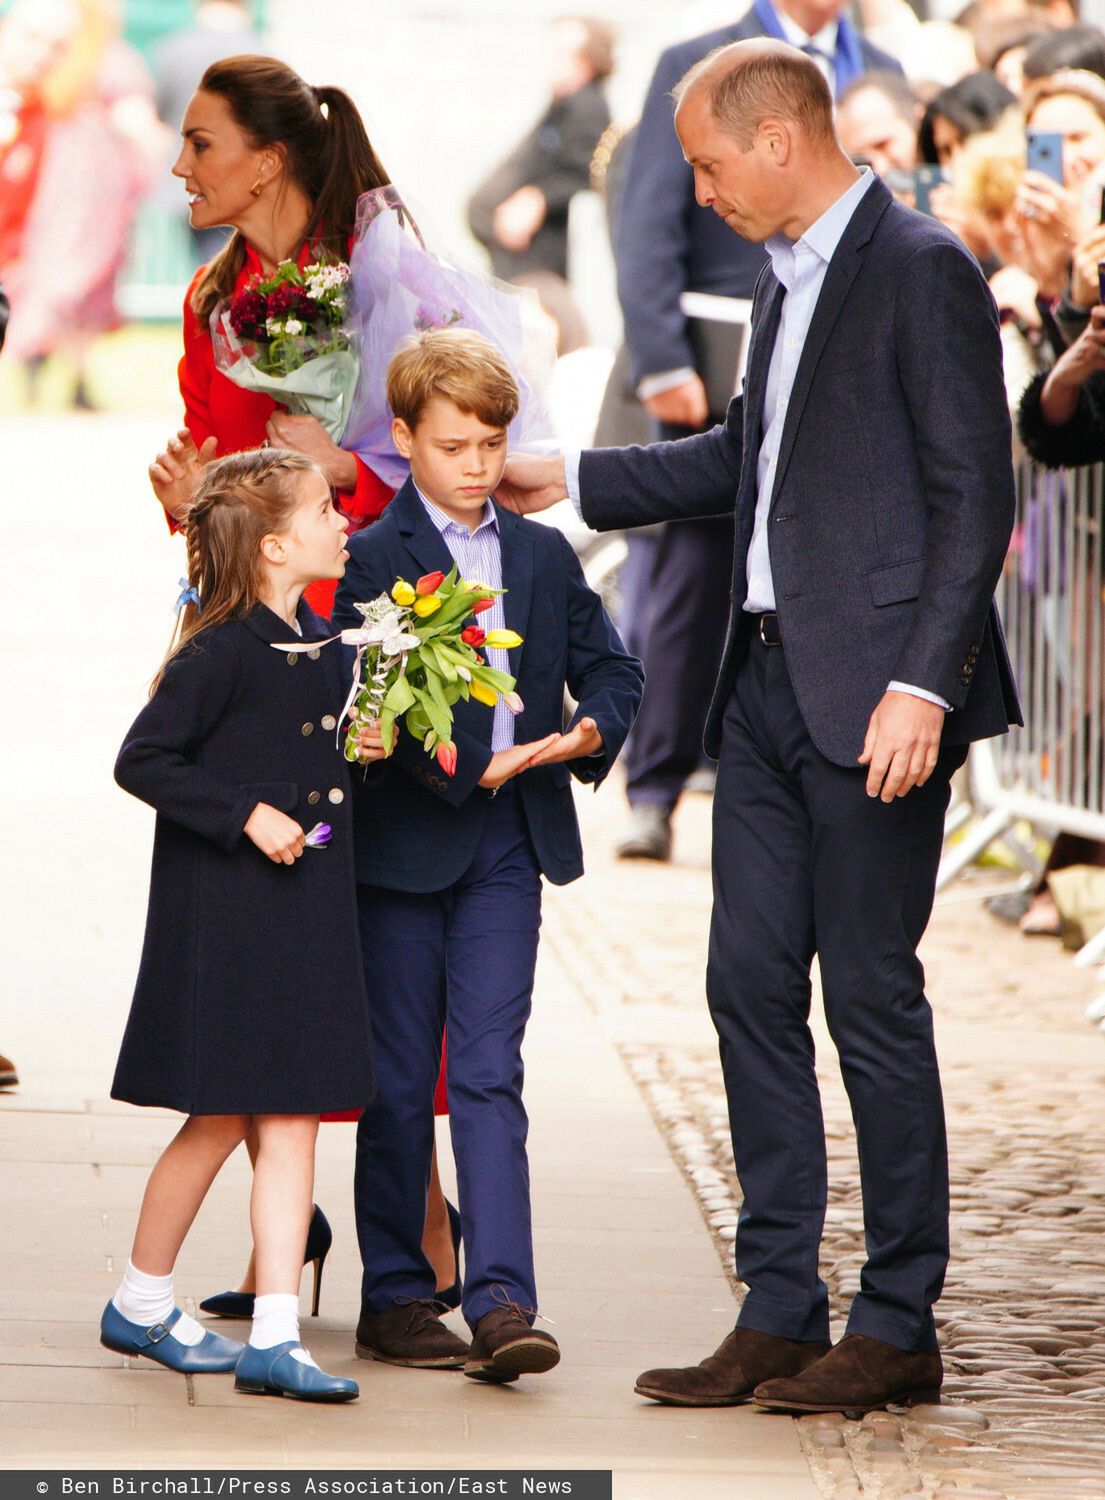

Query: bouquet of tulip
left=210, top=257, right=359, bottom=440
left=342, top=567, right=523, bottom=775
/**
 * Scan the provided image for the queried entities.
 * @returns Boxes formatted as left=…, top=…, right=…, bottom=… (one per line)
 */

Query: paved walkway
left=0, top=415, right=814, bottom=1496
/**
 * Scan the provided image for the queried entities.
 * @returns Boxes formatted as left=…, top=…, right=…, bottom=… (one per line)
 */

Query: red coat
left=175, top=242, right=394, bottom=613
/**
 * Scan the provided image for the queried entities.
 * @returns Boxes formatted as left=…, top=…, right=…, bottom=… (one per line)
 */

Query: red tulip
left=472, top=596, right=495, bottom=614
left=416, top=571, right=445, bottom=595
left=436, top=740, right=458, bottom=776
left=461, top=626, right=486, bottom=647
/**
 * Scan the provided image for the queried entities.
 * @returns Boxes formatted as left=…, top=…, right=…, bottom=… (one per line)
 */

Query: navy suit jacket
left=582, top=176, right=1022, bottom=768
left=617, top=4, right=903, bottom=386
left=333, top=480, right=644, bottom=892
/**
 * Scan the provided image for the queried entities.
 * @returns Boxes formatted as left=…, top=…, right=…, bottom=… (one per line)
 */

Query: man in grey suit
left=499, top=40, right=1020, bottom=1415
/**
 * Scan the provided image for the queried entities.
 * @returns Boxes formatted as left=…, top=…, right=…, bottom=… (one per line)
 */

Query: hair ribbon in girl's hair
left=175, top=579, right=202, bottom=615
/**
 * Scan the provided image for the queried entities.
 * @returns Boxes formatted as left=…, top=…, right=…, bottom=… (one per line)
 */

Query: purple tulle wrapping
left=342, top=187, right=557, bottom=488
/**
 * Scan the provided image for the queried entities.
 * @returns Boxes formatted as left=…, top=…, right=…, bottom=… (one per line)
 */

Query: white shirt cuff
left=565, top=449, right=584, bottom=521
left=637, top=366, right=696, bottom=400
left=888, top=681, right=952, bottom=712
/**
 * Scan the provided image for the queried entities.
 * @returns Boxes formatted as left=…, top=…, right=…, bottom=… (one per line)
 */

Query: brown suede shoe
left=355, top=1298, right=469, bottom=1368
left=753, top=1334, right=943, bottom=1415
left=634, top=1328, right=832, bottom=1407
left=464, top=1307, right=560, bottom=1384
left=0, top=1053, right=18, bottom=1088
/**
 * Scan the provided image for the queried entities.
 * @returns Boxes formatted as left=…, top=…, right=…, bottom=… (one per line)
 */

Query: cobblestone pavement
left=543, top=791, right=1105, bottom=1500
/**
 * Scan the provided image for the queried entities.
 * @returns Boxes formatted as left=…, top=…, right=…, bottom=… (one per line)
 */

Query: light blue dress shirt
left=416, top=486, right=515, bottom=751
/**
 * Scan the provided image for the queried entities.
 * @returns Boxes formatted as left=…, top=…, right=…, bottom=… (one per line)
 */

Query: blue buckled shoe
left=234, top=1341, right=359, bottom=1402
left=100, top=1302, right=244, bottom=1372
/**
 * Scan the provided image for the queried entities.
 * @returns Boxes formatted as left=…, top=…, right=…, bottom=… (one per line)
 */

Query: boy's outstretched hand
left=479, top=735, right=561, bottom=790
left=528, top=717, right=603, bottom=766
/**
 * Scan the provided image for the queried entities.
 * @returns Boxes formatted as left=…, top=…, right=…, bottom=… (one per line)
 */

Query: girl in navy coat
left=104, top=449, right=382, bottom=1403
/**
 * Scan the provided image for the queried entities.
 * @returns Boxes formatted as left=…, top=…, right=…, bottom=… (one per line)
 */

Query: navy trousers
left=623, top=420, right=733, bottom=810
left=353, top=787, right=542, bottom=1329
left=710, top=622, right=966, bottom=1352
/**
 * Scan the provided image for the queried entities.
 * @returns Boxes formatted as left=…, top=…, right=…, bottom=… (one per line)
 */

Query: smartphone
left=1026, top=130, right=1064, bottom=185
left=913, top=165, right=945, bottom=216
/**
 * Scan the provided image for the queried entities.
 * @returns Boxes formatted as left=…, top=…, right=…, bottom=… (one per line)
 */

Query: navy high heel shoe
left=435, top=1200, right=463, bottom=1311
left=100, top=1302, right=244, bottom=1372
left=200, top=1204, right=333, bottom=1320
left=234, top=1341, right=358, bottom=1402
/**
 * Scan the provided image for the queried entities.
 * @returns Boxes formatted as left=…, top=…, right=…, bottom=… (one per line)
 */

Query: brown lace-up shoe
left=464, top=1305, right=560, bottom=1384
left=753, top=1334, right=943, bottom=1415
left=355, top=1298, right=469, bottom=1368
left=0, top=1053, right=18, bottom=1088
left=635, top=1328, right=832, bottom=1407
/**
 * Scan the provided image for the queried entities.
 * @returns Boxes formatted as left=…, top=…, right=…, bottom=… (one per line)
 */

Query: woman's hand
left=1016, top=172, right=1088, bottom=297
left=265, top=411, right=358, bottom=490
left=1069, top=222, right=1105, bottom=309
left=149, top=429, right=216, bottom=522
left=1040, top=307, right=1105, bottom=425
left=244, top=803, right=306, bottom=865
left=356, top=719, right=389, bottom=763
left=989, top=265, right=1041, bottom=329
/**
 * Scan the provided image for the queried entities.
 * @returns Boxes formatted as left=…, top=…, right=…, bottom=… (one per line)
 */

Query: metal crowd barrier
left=938, top=458, right=1105, bottom=966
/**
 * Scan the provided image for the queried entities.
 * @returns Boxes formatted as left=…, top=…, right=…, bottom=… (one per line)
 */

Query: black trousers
left=623, top=513, right=733, bottom=808
left=708, top=621, right=966, bottom=1351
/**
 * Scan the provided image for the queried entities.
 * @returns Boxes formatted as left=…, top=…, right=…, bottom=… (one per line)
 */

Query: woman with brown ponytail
left=148, top=54, right=461, bottom=1323
left=148, top=54, right=392, bottom=615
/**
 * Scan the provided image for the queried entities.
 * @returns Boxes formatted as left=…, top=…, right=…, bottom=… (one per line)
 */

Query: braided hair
left=152, top=447, right=321, bottom=695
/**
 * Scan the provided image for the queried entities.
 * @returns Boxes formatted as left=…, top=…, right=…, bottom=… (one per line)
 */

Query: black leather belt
left=750, top=612, right=782, bottom=647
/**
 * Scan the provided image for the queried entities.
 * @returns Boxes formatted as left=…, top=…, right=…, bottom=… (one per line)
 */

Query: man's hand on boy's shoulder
left=495, top=452, right=568, bottom=515
left=528, top=717, right=604, bottom=767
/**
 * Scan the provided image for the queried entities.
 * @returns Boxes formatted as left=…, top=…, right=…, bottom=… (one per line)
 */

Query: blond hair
left=674, top=40, right=836, bottom=151
left=954, top=108, right=1027, bottom=217
left=386, top=327, right=520, bottom=431
left=152, top=448, right=321, bottom=695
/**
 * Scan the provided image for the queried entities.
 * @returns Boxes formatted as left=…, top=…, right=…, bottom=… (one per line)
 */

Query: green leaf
left=471, top=665, right=516, bottom=693
left=383, top=675, right=416, bottom=714
left=380, top=708, right=397, bottom=754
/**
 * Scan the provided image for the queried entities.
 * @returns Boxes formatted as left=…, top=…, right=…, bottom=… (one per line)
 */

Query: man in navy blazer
left=332, top=335, right=642, bottom=1383
left=612, top=0, right=903, bottom=863
left=500, top=41, right=1020, bottom=1414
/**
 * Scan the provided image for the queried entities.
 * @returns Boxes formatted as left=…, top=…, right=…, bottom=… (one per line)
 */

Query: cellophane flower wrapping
left=343, top=567, right=523, bottom=775
left=210, top=258, right=360, bottom=442
left=342, top=186, right=557, bottom=488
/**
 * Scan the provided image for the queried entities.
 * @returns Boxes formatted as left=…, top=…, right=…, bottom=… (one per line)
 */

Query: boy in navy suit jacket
left=334, top=329, right=643, bottom=1384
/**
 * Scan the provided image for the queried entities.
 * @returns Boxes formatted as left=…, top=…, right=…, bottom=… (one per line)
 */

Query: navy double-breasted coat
left=111, top=600, right=374, bottom=1116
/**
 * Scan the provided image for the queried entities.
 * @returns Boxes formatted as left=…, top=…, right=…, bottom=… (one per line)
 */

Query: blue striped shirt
left=415, top=487, right=514, bottom=752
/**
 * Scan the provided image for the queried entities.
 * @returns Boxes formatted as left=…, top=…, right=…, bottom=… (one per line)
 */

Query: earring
left=249, top=177, right=264, bottom=197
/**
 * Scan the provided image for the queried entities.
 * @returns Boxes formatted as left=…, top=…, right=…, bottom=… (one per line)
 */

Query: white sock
left=112, top=1261, right=205, bottom=1347
left=250, top=1292, right=301, bottom=1350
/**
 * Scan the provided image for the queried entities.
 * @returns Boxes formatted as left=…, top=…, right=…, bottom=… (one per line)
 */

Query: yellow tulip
left=413, top=595, right=443, bottom=618
left=391, top=579, right=416, bottom=606
left=470, top=679, right=499, bottom=707
left=482, top=629, right=522, bottom=649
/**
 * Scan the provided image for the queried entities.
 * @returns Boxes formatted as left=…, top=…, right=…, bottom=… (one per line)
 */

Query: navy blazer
left=582, top=176, right=1022, bottom=768
left=616, top=3, right=902, bottom=386
left=333, top=480, right=643, bottom=892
